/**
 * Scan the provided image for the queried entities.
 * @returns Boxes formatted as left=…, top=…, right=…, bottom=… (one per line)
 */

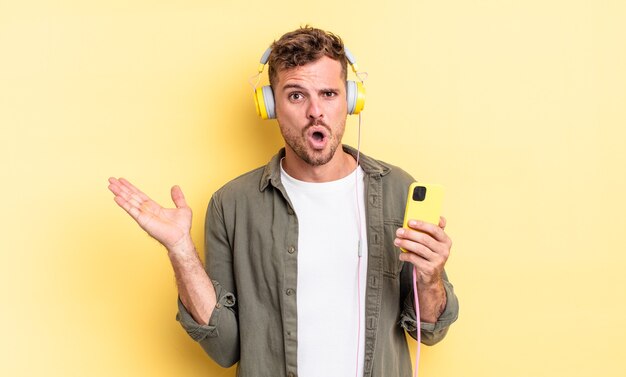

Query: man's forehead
left=275, top=56, right=344, bottom=89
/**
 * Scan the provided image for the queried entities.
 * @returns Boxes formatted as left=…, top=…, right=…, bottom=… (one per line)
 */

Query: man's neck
left=281, top=146, right=357, bottom=183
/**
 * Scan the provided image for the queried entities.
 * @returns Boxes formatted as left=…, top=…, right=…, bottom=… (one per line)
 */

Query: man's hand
left=394, top=216, right=452, bottom=322
left=107, top=177, right=193, bottom=252
left=108, top=177, right=216, bottom=325
left=395, top=216, right=451, bottom=285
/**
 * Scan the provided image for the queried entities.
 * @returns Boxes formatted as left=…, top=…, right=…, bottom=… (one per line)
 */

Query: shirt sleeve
left=175, top=194, right=241, bottom=367
left=399, top=269, right=459, bottom=346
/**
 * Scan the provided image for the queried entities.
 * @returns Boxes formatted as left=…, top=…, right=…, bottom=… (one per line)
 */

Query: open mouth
left=312, top=131, right=325, bottom=142
left=306, top=126, right=329, bottom=149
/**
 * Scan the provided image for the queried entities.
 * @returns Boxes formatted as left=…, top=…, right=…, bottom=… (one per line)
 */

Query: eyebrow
left=281, top=83, right=341, bottom=92
left=281, top=84, right=306, bottom=91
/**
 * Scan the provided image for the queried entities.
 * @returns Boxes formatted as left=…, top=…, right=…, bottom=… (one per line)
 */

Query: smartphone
left=401, top=183, right=445, bottom=252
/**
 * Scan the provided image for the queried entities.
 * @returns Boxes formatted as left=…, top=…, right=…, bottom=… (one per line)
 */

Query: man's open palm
left=108, top=177, right=192, bottom=250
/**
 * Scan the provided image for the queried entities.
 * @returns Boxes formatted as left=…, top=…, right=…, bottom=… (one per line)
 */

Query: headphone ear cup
left=254, top=85, right=276, bottom=120
left=346, top=80, right=366, bottom=115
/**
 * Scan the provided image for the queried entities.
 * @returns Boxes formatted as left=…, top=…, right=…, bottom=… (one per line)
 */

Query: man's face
left=274, top=56, right=348, bottom=167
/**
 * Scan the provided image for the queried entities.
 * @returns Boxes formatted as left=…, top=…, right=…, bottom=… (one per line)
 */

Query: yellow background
left=2, top=1, right=625, bottom=376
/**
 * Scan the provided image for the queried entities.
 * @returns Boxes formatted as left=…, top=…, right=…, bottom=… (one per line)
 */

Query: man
left=108, top=26, right=458, bottom=377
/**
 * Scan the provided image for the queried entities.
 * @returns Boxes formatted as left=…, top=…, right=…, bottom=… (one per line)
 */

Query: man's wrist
left=417, top=278, right=447, bottom=322
left=166, top=235, right=196, bottom=257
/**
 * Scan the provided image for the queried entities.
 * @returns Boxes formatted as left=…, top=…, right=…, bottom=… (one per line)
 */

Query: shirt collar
left=259, top=145, right=391, bottom=191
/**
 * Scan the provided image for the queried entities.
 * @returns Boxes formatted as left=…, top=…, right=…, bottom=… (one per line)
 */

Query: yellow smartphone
left=401, top=183, right=444, bottom=252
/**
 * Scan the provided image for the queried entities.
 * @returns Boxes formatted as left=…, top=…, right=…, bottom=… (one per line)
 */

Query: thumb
left=170, top=185, right=188, bottom=209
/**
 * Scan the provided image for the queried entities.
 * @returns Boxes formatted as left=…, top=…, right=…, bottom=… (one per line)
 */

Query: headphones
left=253, top=47, right=366, bottom=120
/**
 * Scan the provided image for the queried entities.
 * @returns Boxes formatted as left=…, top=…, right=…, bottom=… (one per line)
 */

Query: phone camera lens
left=412, top=186, right=427, bottom=201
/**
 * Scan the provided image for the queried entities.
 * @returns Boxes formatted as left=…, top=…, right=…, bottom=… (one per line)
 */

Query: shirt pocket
left=382, top=219, right=404, bottom=278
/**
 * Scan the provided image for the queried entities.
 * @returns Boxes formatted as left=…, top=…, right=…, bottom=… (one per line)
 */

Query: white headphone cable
left=354, top=110, right=363, bottom=377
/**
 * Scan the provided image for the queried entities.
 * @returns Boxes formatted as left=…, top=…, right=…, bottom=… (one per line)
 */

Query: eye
left=323, top=91, right=338, bottom=98
left=288, top=92, right=304, bottom=102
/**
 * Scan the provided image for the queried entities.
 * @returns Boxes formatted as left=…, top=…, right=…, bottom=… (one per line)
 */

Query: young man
left=108, top=27, right=458, bottom=377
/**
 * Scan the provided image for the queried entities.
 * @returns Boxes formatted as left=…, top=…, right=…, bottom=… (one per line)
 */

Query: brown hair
left=267, top=26, right=348, bottom=88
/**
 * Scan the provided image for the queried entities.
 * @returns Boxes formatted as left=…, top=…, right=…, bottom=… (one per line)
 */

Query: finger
left=439, top=216, right=447, bottom=230
left=398, top=252, right=442, bottom=284
left=171, top=185, right=188, bottom=209
left=395, top=236, right=437, bottom=260
left=109, top=177, right=136, bottom=199
left=113, top=193, right=142, bottom=220
left=118, top=177, right=150, bottom=202
left=398, top=251, right=434, bottom=269
left=396, top=227, right=441, bottom=254
left=407, top=219, right=447, bottom=242
left=108, top=179, right=122, bottom=196
left=108, top=177, right=128, bottom=196
left=109, top=181, right=144, bottom=208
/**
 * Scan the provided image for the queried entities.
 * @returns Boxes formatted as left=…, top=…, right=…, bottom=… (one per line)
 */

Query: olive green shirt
left=177, top=145, right=459, bottom=377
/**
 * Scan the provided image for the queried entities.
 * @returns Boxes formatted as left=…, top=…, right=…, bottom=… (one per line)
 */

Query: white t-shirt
left=281, top=163, right=368, bottom=377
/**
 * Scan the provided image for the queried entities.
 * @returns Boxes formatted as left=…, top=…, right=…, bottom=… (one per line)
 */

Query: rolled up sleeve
left=176, top=280, right=240, bottom=367
left=400, top=273, right=459, bottom=346
left=175, top=193, right=241, bottom=367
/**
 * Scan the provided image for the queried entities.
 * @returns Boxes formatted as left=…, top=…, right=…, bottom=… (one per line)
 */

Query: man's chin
left=287, top=139, right=340, bottom=167
left=299, top=147, right=336, bottom=167
left=302, top=153, right=332, bottom=167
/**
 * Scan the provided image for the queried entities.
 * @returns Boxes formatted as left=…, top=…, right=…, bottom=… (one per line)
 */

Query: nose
left=306, top=97, right=323, bottom=120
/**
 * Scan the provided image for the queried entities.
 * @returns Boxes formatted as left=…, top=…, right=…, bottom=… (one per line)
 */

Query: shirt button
left=286, top=288, right=295, bottom=296
left=288, top=246, right=295, bottom=254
